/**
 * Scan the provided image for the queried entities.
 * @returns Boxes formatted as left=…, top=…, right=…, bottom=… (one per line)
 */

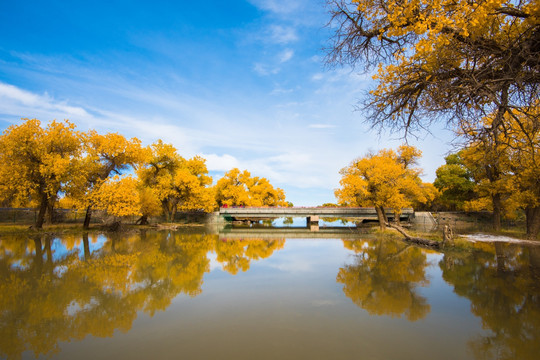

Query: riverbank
left=0, top=222, right=206, bottom=236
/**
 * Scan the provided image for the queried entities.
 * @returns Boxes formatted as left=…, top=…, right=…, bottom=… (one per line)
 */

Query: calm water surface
left=0, top=229, right=539, bottom=360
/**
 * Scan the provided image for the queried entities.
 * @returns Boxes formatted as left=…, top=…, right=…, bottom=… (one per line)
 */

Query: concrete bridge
left=219, top=207, right=414, bottom=225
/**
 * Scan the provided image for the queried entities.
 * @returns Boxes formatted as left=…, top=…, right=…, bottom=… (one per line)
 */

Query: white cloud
left=248, top=0, right=303, bottom=14
left=253, top=49, right=294, bottom=76
left=279, top=49, right=294, bottom=63
left=253, top=62, right=280, bottom=76
left=308, top=124, right=336, bottom=129
left=269, top=25, right=298, bottom=44
left=0, top=82, right=91, bottom=121
left=203, top=154, right=241, bottom=171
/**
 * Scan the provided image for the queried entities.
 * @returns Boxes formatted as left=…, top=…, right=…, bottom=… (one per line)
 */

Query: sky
left=0, top=0, right=455, bottom=206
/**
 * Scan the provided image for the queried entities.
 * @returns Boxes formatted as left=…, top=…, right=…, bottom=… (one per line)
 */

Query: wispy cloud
left=269, top=25, right=298, bottom=44
left=308, top=124, right=336, bottom=129
left=253, top=49, right=294, bottom=75
left=253, top=62, right=280, bottom=76
left=0, top=82, right=91, bottom=120
left=279, top=49, right=294, bottom=63
left=247, top=0, right=303, bottom=14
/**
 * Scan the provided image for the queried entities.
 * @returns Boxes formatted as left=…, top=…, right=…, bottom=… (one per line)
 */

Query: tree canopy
left=0, top=119, right=82, bottom=228
left=326, top=0, right=539, bottom=138
left=137, top=141, right=215, bottom=222
left=433, top=152, right=476, bottom=211
left=0, top=120, right=290, bottom=227
left=335, top=145, right=436, bottom=229
left=215, top=168, right=287, bottom=207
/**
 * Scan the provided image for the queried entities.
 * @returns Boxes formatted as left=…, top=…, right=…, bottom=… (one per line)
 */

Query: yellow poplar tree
left=335, top=145, right=436, bottom=230
left=460, top=106, right=540, bottom=238
left=138, top=141, right=215, bottom=222
left=214, top=168, right=287, bottom=207
left=136, top=186, right=162, bottom=225
left=326, top=0, right=539, bottom=139
left=93, top=175, right=141, bottom=218
left=0, top=118, right=82, bottom=228
left=72, top=130, right=146, bottom=229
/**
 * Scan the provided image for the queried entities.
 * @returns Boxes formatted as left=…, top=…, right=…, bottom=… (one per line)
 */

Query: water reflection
left=215, top=238, right=285, bottom=274
left=337, top=239, right=431, bottom=321
left=0, top=231, right=285, bottom=359
left=1, top=231, right=540, bottom=360
left=440, top=243, right=540, bottom=359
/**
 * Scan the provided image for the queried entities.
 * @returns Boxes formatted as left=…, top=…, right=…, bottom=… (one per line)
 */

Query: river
left=0, top=228, right=539, bottom=359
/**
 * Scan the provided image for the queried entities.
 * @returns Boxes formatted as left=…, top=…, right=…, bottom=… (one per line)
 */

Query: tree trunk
left=171, top=206, right=177, bottom=223
left=83, top=206, right=92, bottom=229
left=162, top=202, right=172, bottom=222
left=375, top=206, right=386, bottom=231
left=525, top=206, right=540, bottom=240
left=529, top=246, right=540, bottom=279
left=35, top=196, right=48, bottom=229
left=83, top=233, right=91, bottom=261
left=33, top=236, right=43, bottom=274
left=492, top=193, right=502, bottom=231
left=47, top=194, right=57, bottom=224
left=136, top=215, right=149, bottom=225
left=494, top=242, right=506, bottom=273
left=387, top=223, right=441, bottom=249
left=47, top=203, right=54, bottom=224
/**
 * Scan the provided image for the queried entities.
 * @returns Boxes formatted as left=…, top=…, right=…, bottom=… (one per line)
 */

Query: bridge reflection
left=218, top=226, right=368, bottom=240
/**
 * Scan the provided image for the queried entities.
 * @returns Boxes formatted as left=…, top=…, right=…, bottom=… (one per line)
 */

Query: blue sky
left=0, top=0, right=454, bottom=206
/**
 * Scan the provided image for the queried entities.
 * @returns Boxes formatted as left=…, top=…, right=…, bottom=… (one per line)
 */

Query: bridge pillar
left=307, top=216, right=319, bottom=224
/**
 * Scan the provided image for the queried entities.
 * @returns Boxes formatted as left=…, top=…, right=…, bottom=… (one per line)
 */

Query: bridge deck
left=219, top=207, right=413, bottom=219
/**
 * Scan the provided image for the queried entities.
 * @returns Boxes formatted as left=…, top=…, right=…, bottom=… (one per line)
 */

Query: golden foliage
left=327, top=0, right=539, bottom=137
left=459, top=106, right=540, bottom=235
left=338, top=238, right=430, bottom=321
left=0, top=119, right=82, bottom=227
left=335, top=145, right=436, bottom=212
left=215, top=168, right=287, bottom=207
left=93, top=175, right=141, bottom=217
left=138, top=141, right=215, bottom=221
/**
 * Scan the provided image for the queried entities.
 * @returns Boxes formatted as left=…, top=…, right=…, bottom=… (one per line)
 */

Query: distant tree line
left=0, top=118, right=288, bottom=229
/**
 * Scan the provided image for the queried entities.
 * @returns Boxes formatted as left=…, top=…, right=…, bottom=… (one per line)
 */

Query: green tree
left=433, top=152, right=476, bottom=211
left=458, top=108, right=539, bottom=237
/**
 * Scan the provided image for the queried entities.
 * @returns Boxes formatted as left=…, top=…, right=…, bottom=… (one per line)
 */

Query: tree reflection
left=337, top=239, right=431, bottom=321
left=213, top=238, right=285, bottom=274
left=440, top=244, right=540, bottom=359
left=0, top=231, right=216, bottom=359
left=0, top=232, right=288, bottom=359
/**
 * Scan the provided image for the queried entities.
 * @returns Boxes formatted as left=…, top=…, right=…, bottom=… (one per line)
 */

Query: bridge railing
left=219, top=207, right=414, bottom=216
